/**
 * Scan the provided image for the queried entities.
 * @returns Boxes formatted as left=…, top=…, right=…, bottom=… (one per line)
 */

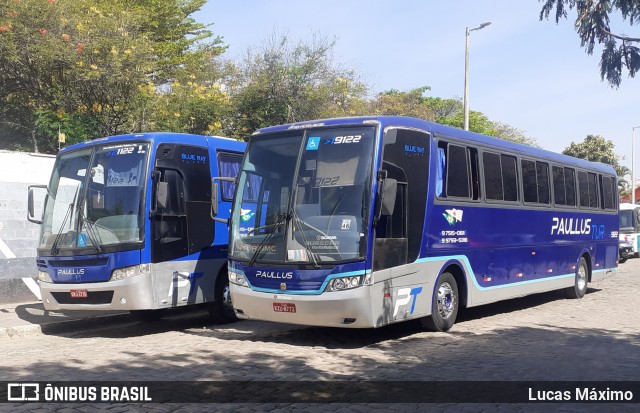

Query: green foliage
left=562, top=134, right=627, bottom=190
left=0, top=0, right=223, bottom=152
left=540, top=0, right=640, bottom=87
left=221, top=33, right=369, bottom=139
left=368, top=88, right=539, bottom=147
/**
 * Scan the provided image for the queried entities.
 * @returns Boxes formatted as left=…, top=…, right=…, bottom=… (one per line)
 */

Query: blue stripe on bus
left=230, top=267, right=371, bottom=295
left=232, top=254, right=608, bottom=296
left=415, top=255, right=575, bottom=291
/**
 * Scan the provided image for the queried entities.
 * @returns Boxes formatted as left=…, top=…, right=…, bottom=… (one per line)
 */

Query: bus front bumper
left=230, top=284, right=377, bottom=328
left=39, top=273, right=155, bottom=311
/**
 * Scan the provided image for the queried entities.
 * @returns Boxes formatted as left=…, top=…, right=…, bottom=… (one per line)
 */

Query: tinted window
left=565, top=168, right=576, bottom=206
left=588, top=172, right=598, bottom=208
left=553, top=166, right=566, bottom=205
left=447, top=144, right=470, bottom=198
left=578, top=171, right=589, bottom=207
left=483, top=152, right=502, bottom=200
left=218, top=152, right=242, bottom=201
left=601, top=175, right=616, bottom=210
left=522, top=160, right=537, bottom=203
left=502, top=155, right=518, bottom=202
left=578, top=171, right=599, bottom=209
left=536, top=162, right=550, bottom=204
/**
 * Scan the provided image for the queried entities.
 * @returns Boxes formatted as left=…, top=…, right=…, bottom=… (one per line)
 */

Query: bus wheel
left=130, top=309, right=167, bottom=322
left=208, top=271, right=238, bottom=324
left=421, top=272, right=458, bottom=332
left=566, top=257, right=588, bottom=299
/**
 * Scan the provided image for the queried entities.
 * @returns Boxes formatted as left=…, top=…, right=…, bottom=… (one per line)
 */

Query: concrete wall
left=0, top=150, right=56, bottom=303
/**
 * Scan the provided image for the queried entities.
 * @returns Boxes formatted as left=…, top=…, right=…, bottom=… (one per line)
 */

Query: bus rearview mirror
left=380, top=178, right=397, bottom=216
left=156, top=181, right=168, bottom=209
left=27, top=185, right=47, bottom=224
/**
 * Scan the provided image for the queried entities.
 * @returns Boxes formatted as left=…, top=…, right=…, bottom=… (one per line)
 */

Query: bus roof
left=253, top=116, right=616, bottom=175
left=59, top=132, right=244, bottom=154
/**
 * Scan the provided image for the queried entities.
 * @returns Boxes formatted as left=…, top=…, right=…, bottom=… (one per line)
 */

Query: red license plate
left=273, top=302, right=296, bottom=313
left=70, top=289, right=88, bottom=298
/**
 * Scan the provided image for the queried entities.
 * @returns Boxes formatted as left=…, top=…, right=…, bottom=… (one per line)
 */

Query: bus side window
left=437, top=140, right=479, bottom=201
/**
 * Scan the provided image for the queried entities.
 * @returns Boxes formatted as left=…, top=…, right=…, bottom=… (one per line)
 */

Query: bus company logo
left=240, top=208, right=255, bottom=222
left=56, top=268, right=85, bottom=276
left=551, top=217, right=592, bottom=235
left=393, top=287, right=423, bottom=317
left=255, top=270, right=294, bottom=280
left=443, top=209, right=463, bottom=226
left=181, top=153, right=207, bottom=163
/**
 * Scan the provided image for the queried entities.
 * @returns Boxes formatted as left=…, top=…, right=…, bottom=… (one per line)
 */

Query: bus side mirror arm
left=27, top=185, right=47, bottom=224
left=211, top=177, right=235, bottom=225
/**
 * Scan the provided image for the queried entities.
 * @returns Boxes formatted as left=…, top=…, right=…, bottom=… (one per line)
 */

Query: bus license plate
left=70, top=289, right=88, bottom=298
left=273, top=302, right=296, bottom=313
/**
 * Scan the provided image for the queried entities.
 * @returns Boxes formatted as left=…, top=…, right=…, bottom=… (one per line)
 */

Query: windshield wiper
left=50, top=202, right=74, bottom=256
left=248, top=211, right=289, bottom=267
left=77, top=204, right=104, bottom=253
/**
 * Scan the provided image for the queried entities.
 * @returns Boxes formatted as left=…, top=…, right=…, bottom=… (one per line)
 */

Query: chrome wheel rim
left=577, top=264, right=587, bottom=291
left=436, top=282, right=456, bottom=319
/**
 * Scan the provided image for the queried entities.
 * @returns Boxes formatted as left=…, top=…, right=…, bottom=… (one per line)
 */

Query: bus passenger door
left=150, top=144, right=215, bottom=307
left=373, top=128, right=430, bottom=322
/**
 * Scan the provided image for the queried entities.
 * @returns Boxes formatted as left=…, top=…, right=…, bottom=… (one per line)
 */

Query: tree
left=222, top=33, right=368, bottom=139
left=0, top=0, right=224, bottom=152
left=540, top=0, right=640, bottom=87
left=371, top=86, right=435, bottom=120
left=369, top=87, right=540, bottom=146
left=562, top=134, right=627, bottom=191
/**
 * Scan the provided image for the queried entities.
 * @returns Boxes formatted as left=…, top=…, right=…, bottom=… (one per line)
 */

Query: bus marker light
left=515, top=273, right=523, bottom=278
left=483, top=276, right=492, bottom=282
left=384, top=292, right=391, bottom=298
left=546, top=269, right=553, bottom=273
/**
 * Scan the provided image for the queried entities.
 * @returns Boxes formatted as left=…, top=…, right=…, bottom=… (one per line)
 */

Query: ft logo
left=393, top=287, right=423, bottom=317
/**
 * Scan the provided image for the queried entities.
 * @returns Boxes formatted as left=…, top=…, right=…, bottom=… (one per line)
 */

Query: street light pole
left=633, top=126, right=640, bottom=205
left=463, top=22, right=491, bottom=131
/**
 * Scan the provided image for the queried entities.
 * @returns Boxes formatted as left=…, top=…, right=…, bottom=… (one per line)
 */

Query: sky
left=196, top=0, right=640, bottom=170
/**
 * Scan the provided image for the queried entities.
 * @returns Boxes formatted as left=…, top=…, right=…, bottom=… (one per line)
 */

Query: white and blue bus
left=28, top=133, right=245, bottom=322
left=227, top=116, right=619, bottom=331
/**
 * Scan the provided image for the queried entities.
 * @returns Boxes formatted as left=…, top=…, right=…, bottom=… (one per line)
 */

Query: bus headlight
left=111, top=264, right=150, bottom=281
left=38, top=271, right=52, bottom=283
left=229, top=271, right=248, bottom=287
left=326, top=273, right=372, bottom=292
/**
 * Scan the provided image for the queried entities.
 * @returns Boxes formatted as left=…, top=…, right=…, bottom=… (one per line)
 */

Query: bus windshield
left=39, top=143, right=149, bottom=254
left=230, top=126, right=376, bottom=265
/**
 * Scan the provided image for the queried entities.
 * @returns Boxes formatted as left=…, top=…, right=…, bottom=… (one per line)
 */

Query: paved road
left=2, top=258, right=639, bottom=412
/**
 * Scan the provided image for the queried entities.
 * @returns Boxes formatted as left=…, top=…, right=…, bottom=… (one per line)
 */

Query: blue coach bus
left=227, top=116, right=618, bottom=331
left=28, top=133, right=245, bottom=322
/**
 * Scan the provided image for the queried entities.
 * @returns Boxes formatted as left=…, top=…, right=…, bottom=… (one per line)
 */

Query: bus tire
left=208, top=271, right=238, bottom=324
left=130, top=309, right=167, bottom=322
left=566, top=257, right=588, bottom=299
left=421, top=272, right=459, bottom=332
